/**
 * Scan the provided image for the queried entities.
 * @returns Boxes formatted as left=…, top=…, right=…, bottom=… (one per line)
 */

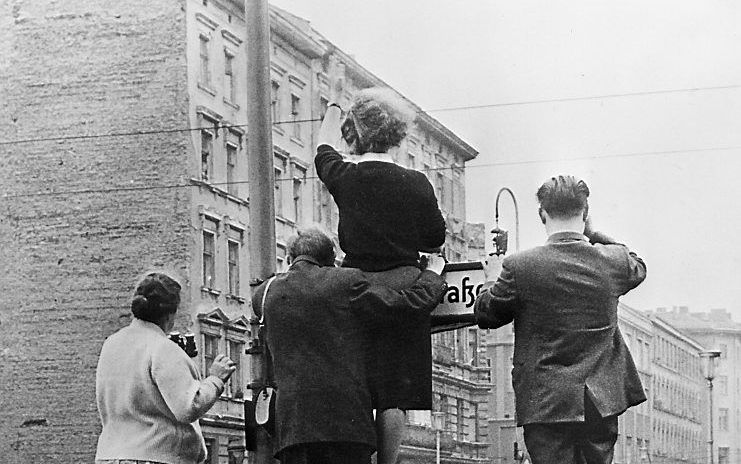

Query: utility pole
left=245, top=0, right=275, bottom=463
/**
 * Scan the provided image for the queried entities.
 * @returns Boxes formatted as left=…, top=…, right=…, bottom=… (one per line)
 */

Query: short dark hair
left=286, top=227, right=336, bottom=266
left=131, top=272, right=181, bottom=323
left=536, top=175, right=590, bottom=219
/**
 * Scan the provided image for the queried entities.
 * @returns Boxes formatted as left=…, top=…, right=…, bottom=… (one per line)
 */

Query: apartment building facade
left=656, top=307, right=741, bottom=464
left=647, top=315, right=706, bottom=464
left=483, top=303, right=710, bottom=464
left=1, top=0, right=487, bottom=462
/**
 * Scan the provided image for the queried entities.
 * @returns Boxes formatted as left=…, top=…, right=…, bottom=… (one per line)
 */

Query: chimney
left=678, top=306, right=689, bottom=315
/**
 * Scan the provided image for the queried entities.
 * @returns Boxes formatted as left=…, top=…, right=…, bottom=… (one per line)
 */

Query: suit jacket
left=252, top=256, right=447, bottom=455
left=474, top=231, right=647, bottom=426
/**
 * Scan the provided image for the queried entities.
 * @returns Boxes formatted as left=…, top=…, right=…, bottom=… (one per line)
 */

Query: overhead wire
left=1, top=82, right=740, bottom=146
left=4, top=144, right=740, bottom=199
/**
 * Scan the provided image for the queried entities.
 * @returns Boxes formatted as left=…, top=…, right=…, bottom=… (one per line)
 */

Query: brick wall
left=0, top=1, right=193, bottom=462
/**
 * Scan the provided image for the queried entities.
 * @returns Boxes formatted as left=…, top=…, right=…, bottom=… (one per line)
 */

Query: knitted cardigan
left=95, top=319, right=224, bottom=464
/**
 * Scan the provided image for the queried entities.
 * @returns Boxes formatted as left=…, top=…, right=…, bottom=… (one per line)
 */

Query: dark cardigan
left=315, top=144, right=446, bottom=271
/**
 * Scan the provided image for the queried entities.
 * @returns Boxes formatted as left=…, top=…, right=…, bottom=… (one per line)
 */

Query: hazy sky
left=271, top=0, right=741, bottom=318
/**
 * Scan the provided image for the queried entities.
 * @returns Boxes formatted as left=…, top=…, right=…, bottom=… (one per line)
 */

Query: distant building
left=0, top=0, right=486, bottom=462
left=646, top=314, right=706, bottom=464
left=615, top=304, right=654, bottom=464
left=656, top=307, right=741, bottom=464
left=484, top=303, right=710, bottom=464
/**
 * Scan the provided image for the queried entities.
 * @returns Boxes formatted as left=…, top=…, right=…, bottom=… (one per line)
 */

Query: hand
left=481, top=255, right=503, bottom=282
left=209, top=354, right=236, bottom=383
left=329, top=62, right=346, bottom=104
left=424, top=254, right=447, bottom=275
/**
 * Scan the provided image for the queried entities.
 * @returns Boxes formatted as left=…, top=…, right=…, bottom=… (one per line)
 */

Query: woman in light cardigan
left=95, top=272, right=235, bottom=464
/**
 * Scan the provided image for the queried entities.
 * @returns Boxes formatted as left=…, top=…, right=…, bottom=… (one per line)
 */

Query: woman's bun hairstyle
left=131, top=272, right=181, bottom=323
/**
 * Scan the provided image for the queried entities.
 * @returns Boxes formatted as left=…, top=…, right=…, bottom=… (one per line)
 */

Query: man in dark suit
left=253, top=227, right=447, bottom=464
left=474, top=175, right=647, bottom=464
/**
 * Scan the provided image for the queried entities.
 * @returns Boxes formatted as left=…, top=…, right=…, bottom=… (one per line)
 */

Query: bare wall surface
left=0, top=1, right=193, bottom=461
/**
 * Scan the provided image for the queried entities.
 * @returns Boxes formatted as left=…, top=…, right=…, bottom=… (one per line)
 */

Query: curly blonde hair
left=343, top=87, right=416, bottom=154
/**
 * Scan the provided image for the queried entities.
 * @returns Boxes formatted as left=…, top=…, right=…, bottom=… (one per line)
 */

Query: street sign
left=431, top=261, right=486, bottom=333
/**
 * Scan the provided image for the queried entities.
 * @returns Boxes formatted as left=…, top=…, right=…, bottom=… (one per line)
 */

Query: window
left=227, top=230, right=241, bottom=296
left=456, top=398, right=465, bottom=441
left=271, top=81, right=280, bottom=122
left=455, top=329, right=466, bottom=362
left=718, top=446, right=729, bottom=464
left=203, top=333, right=219, bottom=374
left=436, top=172, right=445, bottom=208
left=274, top=167, right=283, bottom=217
left=407, top=152, right=416, bottom=169
left=718, top=375, right=728, bottom=395
left=204, top=437, right=218, bottom=464
left=423, top=162, right=431, bottom=181
left=226, top=141, right=238, bottom=195
left=224, top=51, right=235, bottom=102
left=228, top=339, right=244, bottom=398
left=445, top=176, right=454, bottom=213
left=199, top=35, right=211, bottom=87
left=276, top=244, right=287, bottom=272
left=467, top=328, right=478, bottom=366
left=274, top=155, right=287, bottom=217
left=292, top=164, right=306, bottom=223
left=719, top=408, right=729, bottom=431
left=291, top=94, right=301, bottom=139
left=201, top=129, right=214, bottom=182
left=202, top=218, right=217, bottom=288
left=484, top=358, right=492, bottom=382
left=473, top=403, right=481, bottom=442
left=319, top=96, right=329, bottom=120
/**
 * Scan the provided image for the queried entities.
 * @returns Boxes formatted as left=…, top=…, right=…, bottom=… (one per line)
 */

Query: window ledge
left=198, top=83, right=217, bottom=96
left=190, top=178, right=249, bottom=206
left=226, top=294, right=246, bottom=304
left=201, top=286, right=221, bottom=296
left=223, top=98, right=240, bottom=110
left=272, top=126, right=285, bottom=135
left=290, top=136, right=304, bottom=147
left=275, top=215, right=296, bottom=226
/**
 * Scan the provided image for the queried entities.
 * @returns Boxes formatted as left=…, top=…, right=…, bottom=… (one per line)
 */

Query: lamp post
left=432, top=412, right=445, bottom=464
left=699, top=349, right=721, bottom=464
left=492, top=187, right=520, bottom=256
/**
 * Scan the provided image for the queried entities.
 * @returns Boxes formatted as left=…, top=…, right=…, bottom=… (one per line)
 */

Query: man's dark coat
left=253, top=256, right=447, bottom=456
left=474, top=231, right=647, bottom=425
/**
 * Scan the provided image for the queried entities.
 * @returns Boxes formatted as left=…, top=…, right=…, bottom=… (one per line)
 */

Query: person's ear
left=538, top=207, right=547, bottom=225
left=286, top=255, right=294, bottom=266
left=582, top=205, right=589, bottom=221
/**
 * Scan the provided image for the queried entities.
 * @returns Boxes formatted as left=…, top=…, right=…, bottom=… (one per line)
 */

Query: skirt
left=360, top=265, right=433, bottom=411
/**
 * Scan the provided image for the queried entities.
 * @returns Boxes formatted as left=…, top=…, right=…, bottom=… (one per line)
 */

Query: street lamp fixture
left=492, top=187, right=520, bottom=256
left=432, top=412, right=445, bottom=464
left=699, top=349, right=722, bottom=464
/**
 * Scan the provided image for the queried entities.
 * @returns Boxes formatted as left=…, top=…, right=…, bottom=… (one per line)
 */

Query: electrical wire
left=424, top=83, right=741, bottom=113
left=1, top=83, right=739, bottom=147
left=3, top=144, right=740, bottom=199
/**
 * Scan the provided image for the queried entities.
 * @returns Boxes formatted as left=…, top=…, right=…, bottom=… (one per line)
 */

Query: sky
left=270, top=0, right=741, bottom=319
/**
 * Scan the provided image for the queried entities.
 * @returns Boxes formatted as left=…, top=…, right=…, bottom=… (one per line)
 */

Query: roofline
left=269, top=6, right=479, bottom=162
left=649, top=315, right=706, bottom=351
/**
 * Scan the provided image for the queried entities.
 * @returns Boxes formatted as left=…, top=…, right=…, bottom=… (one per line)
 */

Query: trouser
left=523, top=396, right=619, bottom=464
